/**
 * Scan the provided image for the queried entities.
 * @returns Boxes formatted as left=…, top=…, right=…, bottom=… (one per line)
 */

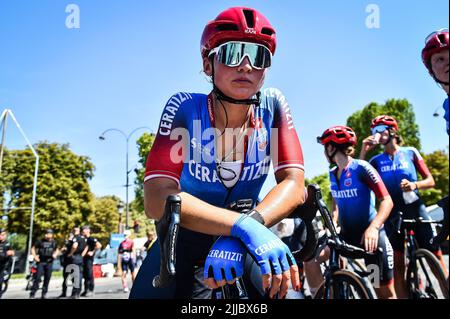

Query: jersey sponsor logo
left=380, top=162, right=409, bottom=173
left=207, top=249, right=244, bottom=262
left=257, top=127, right=268, bottom=151
left=264, top=88, right=294, bottom=130
left=331, top=188, right=359, bottom=199
left=344, top=178, right=352, bottom=187
left=254, top=239, right=285, bottom=256
left=159, top=93, right=192, bottom=136
left=187, top=157, right=270, bottom=183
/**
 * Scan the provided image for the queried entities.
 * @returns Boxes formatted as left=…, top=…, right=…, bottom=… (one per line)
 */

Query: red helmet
left=371, top=115, right=398, bottom=131
left=421, top=29, right=449, bottom=72
left=317, top=126, right=357, bottom=146
left=201, top=7, right=277, bottom=58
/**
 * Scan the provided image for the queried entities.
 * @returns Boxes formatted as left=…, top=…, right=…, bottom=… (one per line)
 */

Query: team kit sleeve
left=270, top=90, right=305, bottom=174
left=410, top=147, right=431, bottom=178
left=360, top=161, right=390, bottom=199
left=144, top=93, right=191, bottom=187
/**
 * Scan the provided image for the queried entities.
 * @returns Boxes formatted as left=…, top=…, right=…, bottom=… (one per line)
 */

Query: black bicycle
left=311, top=193, right=380, bottom=299
left=395, top=212, right=449, bottom=299
left=153, top=184, right=323, bottom=299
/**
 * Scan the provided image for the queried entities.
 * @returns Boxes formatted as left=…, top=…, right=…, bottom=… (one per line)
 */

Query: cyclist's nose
left=237, top=56, right=254, bottom=72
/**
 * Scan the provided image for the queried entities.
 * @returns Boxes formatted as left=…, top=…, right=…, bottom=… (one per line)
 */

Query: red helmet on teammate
left=200, top=7, right=277, bottom=58
left=317, top=126, right=357, bottom=146
left=371, top=115, right=399, bottom=131
left=421, top=28, right=449, bottom=73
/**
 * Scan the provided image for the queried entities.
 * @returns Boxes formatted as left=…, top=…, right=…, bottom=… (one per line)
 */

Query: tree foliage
left=346, top=99, right=421, bottom=160
left=89, top=195, right=121, bottom=246
left=133, top=133, right=156, bottom=214
left=420, top=149, right=449, bottom=206
left=1, top=142, right=95, bottom=244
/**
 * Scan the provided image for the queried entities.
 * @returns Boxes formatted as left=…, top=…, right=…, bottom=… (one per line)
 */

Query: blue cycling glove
left=231, top=214, right=296, bottom=275
left=204, top=236, right=247, bottom=282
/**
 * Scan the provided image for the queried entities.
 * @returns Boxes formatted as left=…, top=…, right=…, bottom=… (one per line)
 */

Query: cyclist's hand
left=34, top=256, right=40, bottom=263
left=204, top=236, right=246, bottom=289
left=361, top=136, right=378, bottom=153
left=6, top=250, right=14, bottom=257
left=400, top=179, right=416, bottom=192
left=231, top=215, right=300, bottom=299
left=361, top=226, right=379, bottom=253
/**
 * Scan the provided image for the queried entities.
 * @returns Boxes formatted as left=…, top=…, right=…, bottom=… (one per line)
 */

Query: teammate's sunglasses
left=371, top=125, right=389, bottom=135
left=425, top=28, right=448, bottom=44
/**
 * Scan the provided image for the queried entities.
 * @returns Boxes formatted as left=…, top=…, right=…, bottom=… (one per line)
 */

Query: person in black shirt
left=58, top=226, right=79, bottom=298
left=66, top=226, right=86, bottom=299
left=30, top=229, right=58, bottom=299
left=81, top=225, right=101, bottom=297
left=0, top=228, right=15, bottom=299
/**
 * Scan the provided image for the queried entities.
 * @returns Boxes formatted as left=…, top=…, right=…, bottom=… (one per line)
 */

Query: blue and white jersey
left=145, top=88, right=304, bottom=209
left=329, top=159, right=389, bottom=244
left=369, top=147, right=431, bottom=205
left=443, top=97, right=449, bottom=135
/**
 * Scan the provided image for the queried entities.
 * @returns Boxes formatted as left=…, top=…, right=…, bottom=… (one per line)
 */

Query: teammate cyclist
left=360, top=115, right=447, bottom=298
left=304, top=126, right=396, bottom=299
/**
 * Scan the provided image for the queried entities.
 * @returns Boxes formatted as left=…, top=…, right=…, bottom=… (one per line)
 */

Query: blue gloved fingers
left=279, top=253, right=291, bottom=273
left=269, top=256, right=283, bottom=275
left=224, top=267, right=236, bottom=282
left=213, top=264, right=225, bottom=282
left=258, top=259, right=272, bottom=276
left=287, top=251, right=297, bottom=267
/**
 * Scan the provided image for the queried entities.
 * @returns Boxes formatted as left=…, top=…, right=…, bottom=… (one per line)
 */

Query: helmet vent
left=438, top=34, right=447, bottom=45
left=261, top=27, right=275, bottom=36
left=216, top=23, right=239, bottom=32
left=243, top=9, right=255, bottom=28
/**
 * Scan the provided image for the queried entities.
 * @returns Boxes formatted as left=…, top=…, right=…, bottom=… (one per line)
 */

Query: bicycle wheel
left=314, top=270, right=377, bottom=299
left=407, top=248, right=449, bottom=299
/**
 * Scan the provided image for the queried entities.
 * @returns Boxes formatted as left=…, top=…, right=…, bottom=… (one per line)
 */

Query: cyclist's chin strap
left=431, top=72, right=450, bottom=86
left=213, top=85, right=261, bottom=106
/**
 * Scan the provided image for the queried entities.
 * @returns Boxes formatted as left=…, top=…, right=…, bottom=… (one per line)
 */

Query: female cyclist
left=131, top=7, right=305, bottom=299
left=304, top=126, right=396, bottom=299
left=360, top=115, right=447, bottom=298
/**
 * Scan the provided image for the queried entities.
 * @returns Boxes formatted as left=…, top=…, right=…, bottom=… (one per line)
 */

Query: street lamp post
left=99, top=127, right=151, bottom=230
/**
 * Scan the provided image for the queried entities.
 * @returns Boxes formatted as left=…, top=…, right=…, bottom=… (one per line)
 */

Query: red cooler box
left=93, top=265, right=103, bottom=278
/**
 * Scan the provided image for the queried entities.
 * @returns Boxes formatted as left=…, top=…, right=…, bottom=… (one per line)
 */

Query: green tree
left=88, top=195, right=121, bottom=246
left=305, top=172, right=332, bottom=208
left=4, top=142, right=95, bottom=243
left=134, top=133, right=156, bottom=213
left=347, top=99, right=421, bottom=160
left=420, top=149, right=449, bottom=206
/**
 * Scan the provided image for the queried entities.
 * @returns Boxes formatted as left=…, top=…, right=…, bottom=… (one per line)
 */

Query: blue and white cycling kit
left=130, top=88, right=304, bottom=299
left=329, top=159, right=388, bottom=243
left=443, top=97, right=449, bottom=135
left=369, top=147, right=439, bottom=253
left=329, top=159, right=394, bottom=284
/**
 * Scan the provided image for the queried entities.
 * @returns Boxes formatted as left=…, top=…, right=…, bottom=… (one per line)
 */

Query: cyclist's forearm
left=256, top=169, right=305, bottom=227
left=416, top=175, right=435, bottom=190
left=371, top=196, right=393, bottom=229
left=178, top=192, right=241, bottom=235
left=144, top=181, right=241, bottom=235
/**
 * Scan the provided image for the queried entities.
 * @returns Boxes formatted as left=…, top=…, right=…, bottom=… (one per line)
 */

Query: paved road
left=2, top=275, right=133, bottom=299
left=2, top=255, right=448, bottom=299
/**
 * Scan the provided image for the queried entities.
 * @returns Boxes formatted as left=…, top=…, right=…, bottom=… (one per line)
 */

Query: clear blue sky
left=1, top=0, right=448, bottom=202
